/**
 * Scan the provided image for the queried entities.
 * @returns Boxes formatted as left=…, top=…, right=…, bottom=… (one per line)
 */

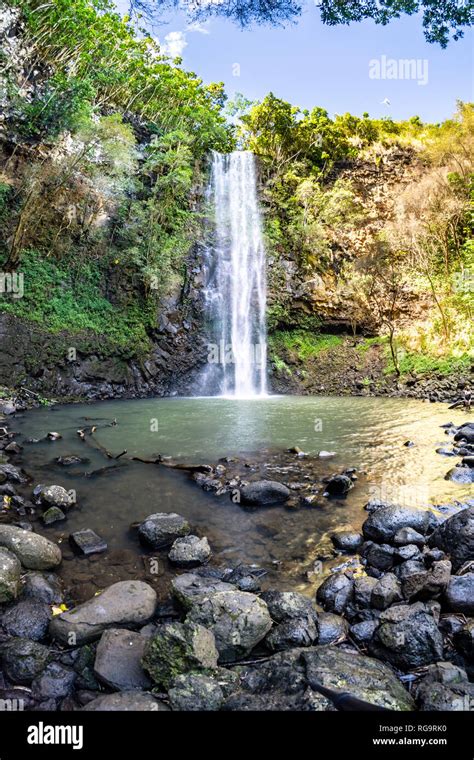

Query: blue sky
left=118, top=1, right=473, bottom=122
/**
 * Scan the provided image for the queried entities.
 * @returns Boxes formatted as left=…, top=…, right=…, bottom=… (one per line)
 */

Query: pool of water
left=8, top=396, right=473, bottom=601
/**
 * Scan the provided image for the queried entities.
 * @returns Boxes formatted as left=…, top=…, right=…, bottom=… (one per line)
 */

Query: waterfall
left=202, top=151, right=267, bottom=397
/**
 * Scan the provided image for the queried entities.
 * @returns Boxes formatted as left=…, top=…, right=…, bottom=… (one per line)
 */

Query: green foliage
left=269, top=330, right=343, bottom=361
left=391, top=350, right=472, bottom=377
left=0, top=250, right=152, bottom=353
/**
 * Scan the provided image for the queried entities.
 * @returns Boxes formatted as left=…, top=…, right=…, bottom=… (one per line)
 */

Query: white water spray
left=203, top=151, right=267, bottom=397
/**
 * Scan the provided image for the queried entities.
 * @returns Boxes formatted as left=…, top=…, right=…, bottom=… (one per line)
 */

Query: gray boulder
left=444, top=574, right=474, bottom=615
left=21, top=572, right=64, bottom=604
left=371, top=573, right=403, bottom=610
left=445, top=466, right=474, bottom=484
left=169, top=673, right=224, bottom=711
left=49, top=581, right=157, bottom=645
left=1, top=600, right=52, bottom=641
left=0, top=525, right=61, bottom=570
left=363, top=505, right=435, bottom=543
left=32, top=661, right=76, bottom=700
left=238, top=480, right=290, bottom=506
left=168, top=535, right=211, bottom=567
left=138, top=512, right=190, bottom=548
left=82, top=691, right=169, bottom=711
left=371, top=602, right=443, bottom=670
left=186, top=590, right=273, bottom=662
left=331, top=530, right=363, bottom=553
left=94, top=628, right=151, bottom=691
left=0, top=547, right=21, bottom=603
left=38, top=485, right=75, bottom=509
left=317, top=613, right=348, bottom=645
left=316, top=572, right=353, bottom=614
left=428, top=507, right=474, bottom=572
left=0, top=637, right=50, bottom=684
left=171, top=572, right=234, bottom=609
left=142, top=621, right=218, bottom=688
left=260, top=590, right=317, bottom=622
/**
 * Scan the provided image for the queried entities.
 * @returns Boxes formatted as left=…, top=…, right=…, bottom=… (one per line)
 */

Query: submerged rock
left=323, top=475, right=354, bottom=498
left=70, top=529, right=107, bottom=556
left=42, top=507, right=66, bottom=525
left=186, top=590, right=273, bottom=662
left=0, top=547, right=21, bottom=603
left=0, top=525, right=62, bottom=570
left=138, top=512, right=190, bottom=548
left=142, top=620, right=218, bottom=688
left=168, top=535, right=211, bottom=567
left=238, top=480, right=290, bottom=506
left=49, top=581, right=157, bottom=645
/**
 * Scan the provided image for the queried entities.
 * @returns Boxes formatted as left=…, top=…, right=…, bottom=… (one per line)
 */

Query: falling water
left=202, top=151, right=267, bottom=397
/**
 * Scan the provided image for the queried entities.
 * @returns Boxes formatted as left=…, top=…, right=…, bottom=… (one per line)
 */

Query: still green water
left=12, top=396, right=473, bottom=598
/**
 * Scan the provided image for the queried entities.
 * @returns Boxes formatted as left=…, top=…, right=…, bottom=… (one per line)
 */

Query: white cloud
left=161, top=31, right=188, bottom=58
left=186, top=21, right=210, bottom=34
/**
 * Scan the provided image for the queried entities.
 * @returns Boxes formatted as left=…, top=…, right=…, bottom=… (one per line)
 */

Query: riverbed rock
left=186, top=590, right=272, bottom=662
left=260, top=590, right=317, bottom=622
left=142, top=621, right=218, bottom=688
left=94, top=628, right=151, bottom=691
left=168, top=673, right=224, bottom=711
left=70, top=529, right=107, bottom=556
left=42, top=507, right=66, bottom=525
left=0, top=547, right=21, bottom=603
left=354, top=576, right=378, bottom=609
left=238, top=480, right=290, bottom=506
left=265, top=615, right=317, bottom=652
left=454, top=620, right=474, bottom=662
left=363, top=505, right=435, bottom=543
left=32, top=661, right=77, bottom=700
left=21, top=572, right=64, bottom=605
left=0, top=525, right=62, bottom=570
left=82, top=691, right=170, bottom=711
left=362, top=541, right=395, bottom=571
left=371, top=573, right=403, bottom=610
left=1, top=600, right=52, bottom=641
left=171, top=572, right=235, bottom=609
left=0, top=637, right=50, bottom=684
left=331, top=530, right=363, bottom=553
left=0, top=464, right=26, bottom=483
left=444, top=574, right=474, bottom=615
left=138, top=512, right=190, bottom=548
left=445, top=466, right=474, bottom=484
left=394, top=527, right=426, bottom=547
left=428, top=506, right=474, bottom=572
left=317, top=613, right=347, bottom=645
left=49, top=581, right=157, bottom=645
left=168, top=535, right=211, bottom=567
left=55, top=456, right=87, bottom=467
left=454, top=424, right=474, bottom=444
left=371, top=602, right=444, bottom=670
left=38, top=484, right=75, bottom=509
left=316, top=573, right=353, bottom=614
left=323, top=475, right=353, bottom=498
left=350, top=619, right=379, bottom=645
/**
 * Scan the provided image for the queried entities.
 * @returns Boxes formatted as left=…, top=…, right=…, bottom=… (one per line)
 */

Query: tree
left=131, top=0, right=473, bottom=46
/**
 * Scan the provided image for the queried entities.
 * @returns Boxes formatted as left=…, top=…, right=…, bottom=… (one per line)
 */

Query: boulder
left=49, top=581, right=157, bottom=645
left=371, top=573, right=403, bottom=611
left=0, top=525, right=61, bottom=570
left=371, top=602, right=443, bottom=670
left=323, top=475, right=353, bottom=498
left=316, top=573, right=353, bottom=614
left=21, top=572, right=64, bottom=605
left=38, top=485, right=75, bottom=509
left=142, top=621, right=218, bottom=688
left=331, top=530, right=363, bottom=553
left=444, top=574, right=474, bottom=615
left=171, top=572, right=235, bottom=610
left=454, top=620, right=474, bottom=662
left=169, top=673, right=224, bottom=711
left=303, top=646, right=415, bottom=710
left=138, top=512, right=190, bottom=548
left=32, top=661, right=76, bottom=700
left=317, top=613, right=347, bottom=645
left=260, top=590, right=317, bottom=622
left=362, top=542, right=395, bottom=571
left=363, top=505, right=435, bottom=543
left=1, top=600, right=52, bottom=641
left=168, top=535, right=211, bottom=567
left=0, top=637, right=50, bottom=684
left=82, top=691, right=169, bottom=711
left=238, top=480, right=290, bottom=506
left=186, top=590, right=272, bottom=662
left=445, top=466, right=474, bottom=484
left=428, top=507, right=474, bottom=572
left=350, top=620, right=379, bottom=645
left=394, top=527, right=426, bottom=547
left=94, top=629, right=151, bottom=691
left=0, top=464, right=25, bottom=483
left=0, top=547, right=21, bottom=603
left=265, top=616, right=317, bottom=652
